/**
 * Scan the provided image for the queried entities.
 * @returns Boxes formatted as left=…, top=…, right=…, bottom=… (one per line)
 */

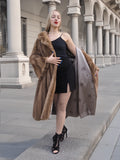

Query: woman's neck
left=49, top=27, right=59, bottom=34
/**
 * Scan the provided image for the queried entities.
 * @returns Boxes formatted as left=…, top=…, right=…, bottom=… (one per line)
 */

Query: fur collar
left=37, top=31, right=54, bottom=52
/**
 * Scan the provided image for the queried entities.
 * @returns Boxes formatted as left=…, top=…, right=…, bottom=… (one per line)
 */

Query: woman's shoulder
left=62, top=32, right=71, bottom=41
left=62, top=32, right=71, bottom=37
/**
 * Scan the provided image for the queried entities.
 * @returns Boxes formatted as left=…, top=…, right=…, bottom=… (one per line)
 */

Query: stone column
left=42, top=0, right=61, bottom=13
left=71, top=14, right=79, bottom=46
left=104, top=25, right=111, bottom=66
left=115, top=33, right=119, bottom=63
left=7, top=0, right=21, bottom=54
left=0, top=0, right=31, bottom=88
left=97, top=26, right=103, bottom=55
left=110, top=30, right=116, bottom=64
left=96, top=22, right=104, bottom=67
left=111, top=33, right=115, bottom=55
left=84, top=15, right=94, bottom=61
left=67, top=5, right=80, bottom=47
left=118, top=35, right=120, bottom=63
left=86, top=21, right=93, bottom=55
left=49, top=1, right=56, bottom=13
left=105, top=29, right=109, bottom=55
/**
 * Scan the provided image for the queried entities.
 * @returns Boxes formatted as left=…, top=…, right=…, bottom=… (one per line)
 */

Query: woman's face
left=50, top=11, right=61, bottom=29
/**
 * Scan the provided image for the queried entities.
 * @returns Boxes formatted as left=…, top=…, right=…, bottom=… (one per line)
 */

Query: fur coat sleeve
left=81, top=49, right=99, bottom=94
left=30, top=31, right=57, bottom=120
left=65, top=48, right=98, bottom=118
left=30, top=39, right=47, bottom=79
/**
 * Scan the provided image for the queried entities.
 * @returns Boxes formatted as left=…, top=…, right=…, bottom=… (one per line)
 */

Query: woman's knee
left=57, top=102, right=66, bottom=112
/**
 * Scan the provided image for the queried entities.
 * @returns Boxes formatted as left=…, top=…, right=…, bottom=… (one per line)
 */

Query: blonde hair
left=45, top=10, right=61, bottom=33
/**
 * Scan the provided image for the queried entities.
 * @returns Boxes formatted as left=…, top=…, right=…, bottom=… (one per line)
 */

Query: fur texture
left=30, top=31, right=99, bottom=120
left=30, top=31, right=57, bottom=120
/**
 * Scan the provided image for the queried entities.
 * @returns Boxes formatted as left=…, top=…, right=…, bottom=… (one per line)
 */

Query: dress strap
left=60, top=32, right=63, bottom=37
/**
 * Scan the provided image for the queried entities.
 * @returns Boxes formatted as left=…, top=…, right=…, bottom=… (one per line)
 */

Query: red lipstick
left=54, top=21, right=58, bottom=24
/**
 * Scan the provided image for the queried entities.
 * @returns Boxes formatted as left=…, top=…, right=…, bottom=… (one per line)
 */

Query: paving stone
left=90, top=101, right=120, bottom=160
left=90, top=144, right=115, bottom=160
left=116, top=136, right=120, bottom=146
left=111, top=146, right=120, bottom=160
left=0, top=64, right=120, bottom=160
left=0, top=134, right=15, bottom=143
left=14, top=134, right=86, bottom=160
left=110, top=110, right=120, bottom=128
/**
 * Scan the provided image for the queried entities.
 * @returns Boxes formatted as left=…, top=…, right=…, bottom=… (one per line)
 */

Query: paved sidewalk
left=0, top=64, right=120, bottom=160
left=90, top=107, right=120, bottom=160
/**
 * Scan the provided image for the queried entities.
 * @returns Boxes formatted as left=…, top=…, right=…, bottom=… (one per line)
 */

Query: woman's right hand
left=46, top=53, right=62, bottom=66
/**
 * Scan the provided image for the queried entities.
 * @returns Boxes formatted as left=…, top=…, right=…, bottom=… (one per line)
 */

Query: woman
left=30, top=10, right=99, bottom=154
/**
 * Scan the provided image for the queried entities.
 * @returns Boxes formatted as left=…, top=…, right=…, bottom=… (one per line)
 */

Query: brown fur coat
left=30, top=31, right=99, bottom=121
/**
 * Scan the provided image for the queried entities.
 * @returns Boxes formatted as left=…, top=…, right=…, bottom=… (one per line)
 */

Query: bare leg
left=52, top=85, right=71, bottom=154
left=56, top=84, right=71, bottom=134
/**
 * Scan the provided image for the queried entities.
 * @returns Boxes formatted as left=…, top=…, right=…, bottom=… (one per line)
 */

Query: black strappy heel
left=59, top=125, right=68, bottom=142
left=52, top=133, right=61, bottom=154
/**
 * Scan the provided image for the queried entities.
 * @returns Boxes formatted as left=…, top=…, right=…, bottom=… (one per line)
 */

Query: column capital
left=103, top=25, right=110, bottom=30
left=95, top=21, right=103, bottom=27
left=110, top=29, right=116, bottom=34
left=115, top=32, right=120, bottom=36
left=42, top=0, right=61, bottom=4
left=84, top=15, right=94, bottom=22
left=67, top=5, right=81, bottom=15
left=71, top=13, right=80, bottom=17
left=43, top=0, right=61, bottom=13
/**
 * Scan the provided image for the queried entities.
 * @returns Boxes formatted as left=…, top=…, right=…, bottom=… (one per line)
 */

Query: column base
left=111, top=55, right=116, bottom=65
left=116, top=55, right=120, bottom=64
left=95, top=55, right=105, bottom=67
left=118, top=56, right=120, bottom=64
left=0, top=53, right=32, bottom=88
left=104, top=55, right=111, bottom=66
left=0, top=81, right=33, bottom=89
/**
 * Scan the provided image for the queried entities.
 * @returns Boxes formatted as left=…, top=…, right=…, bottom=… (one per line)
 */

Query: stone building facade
left=0, top=0, right=120, bottom=88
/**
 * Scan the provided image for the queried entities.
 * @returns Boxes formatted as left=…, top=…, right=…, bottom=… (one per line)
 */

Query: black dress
left=52, top=36, right=76, bottom=93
